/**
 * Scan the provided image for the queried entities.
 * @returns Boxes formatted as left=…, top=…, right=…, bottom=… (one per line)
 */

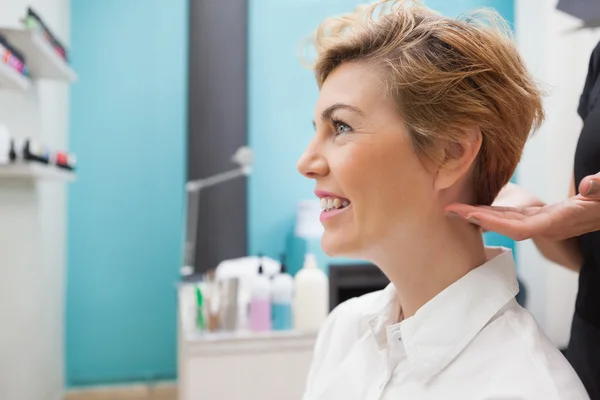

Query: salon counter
left=177, top=285, right=317, bottom=400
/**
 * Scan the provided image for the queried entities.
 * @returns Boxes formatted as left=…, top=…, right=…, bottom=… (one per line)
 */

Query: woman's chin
left=321, top=231, right=359, bottom=258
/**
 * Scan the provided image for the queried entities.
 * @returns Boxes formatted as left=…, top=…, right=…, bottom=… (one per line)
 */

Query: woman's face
left=297, top=62, right=437, bottom=259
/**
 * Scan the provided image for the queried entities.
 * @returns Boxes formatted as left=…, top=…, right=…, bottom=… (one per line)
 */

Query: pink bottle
left=249, top=260, right=272, bottom=331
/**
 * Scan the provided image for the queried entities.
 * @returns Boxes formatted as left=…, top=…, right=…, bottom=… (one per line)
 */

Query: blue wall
left=67, top=0, right=188, bottom=386
left=248, top=0, right=516, bottom=261
left=425, top=0, right=514, bottom=21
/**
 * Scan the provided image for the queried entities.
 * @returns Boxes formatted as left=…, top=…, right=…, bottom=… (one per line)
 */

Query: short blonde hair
left=310, top=0, right=544, bottom=205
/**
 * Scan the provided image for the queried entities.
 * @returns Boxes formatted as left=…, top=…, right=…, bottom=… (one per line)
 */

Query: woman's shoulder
left=472, top=303, right=589, bottom=399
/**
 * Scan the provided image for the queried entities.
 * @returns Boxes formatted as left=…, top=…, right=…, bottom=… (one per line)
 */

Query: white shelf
left=0, top=61, right=30, bottom=91
left=185, top=329, right=317, bottom=356
left=0, top=28, right=77, bottom=82
left=186, top=329, right=317, bottom=343
left=0, top=162, right=75, bottom=182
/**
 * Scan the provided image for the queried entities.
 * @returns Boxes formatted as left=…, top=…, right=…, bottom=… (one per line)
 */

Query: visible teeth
left=320, top=197, right=351, bottom=212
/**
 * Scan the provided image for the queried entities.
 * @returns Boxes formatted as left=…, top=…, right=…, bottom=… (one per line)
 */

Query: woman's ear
left=433, top=127, right=482, bottom=190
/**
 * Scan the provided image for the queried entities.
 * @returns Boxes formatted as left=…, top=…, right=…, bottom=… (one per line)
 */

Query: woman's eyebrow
left=312, top=103, right=365, bottom=128
left=322, top=103, right=364, bottom=120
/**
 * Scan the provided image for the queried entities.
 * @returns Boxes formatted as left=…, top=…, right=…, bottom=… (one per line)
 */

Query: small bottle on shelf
left=0, top=124, right=10, bottom=164
left=271, top=254, right=294, bottom=331
left=8, top=140, right=16, bottom=162
left=248, top=254, right=272, bottom=332
left=293, top=253, right=329, bottom=332
left=23, top=139, right=50, bottom=164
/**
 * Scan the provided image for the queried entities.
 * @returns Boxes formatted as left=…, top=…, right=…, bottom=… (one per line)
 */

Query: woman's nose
left=297, top=145, right=329, bottom=179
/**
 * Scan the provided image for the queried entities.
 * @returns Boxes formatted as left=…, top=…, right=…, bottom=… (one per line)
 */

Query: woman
left=447, top=44, right=600, bottom=398
left=296, top=1, right=589, bottom=399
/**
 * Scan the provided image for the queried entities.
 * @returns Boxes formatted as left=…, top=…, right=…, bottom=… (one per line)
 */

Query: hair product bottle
left=249, top=255, right=272, bottom=332
left=271, top=254, right=293, bottom=331
left=293, top=253, right=329, bottom=332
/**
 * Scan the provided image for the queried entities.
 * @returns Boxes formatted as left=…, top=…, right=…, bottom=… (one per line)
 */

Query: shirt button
left=393, top=331, right=402, bottom=342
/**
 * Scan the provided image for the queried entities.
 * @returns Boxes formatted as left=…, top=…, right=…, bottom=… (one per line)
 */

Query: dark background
left=188, top=0, right=248, bottom=274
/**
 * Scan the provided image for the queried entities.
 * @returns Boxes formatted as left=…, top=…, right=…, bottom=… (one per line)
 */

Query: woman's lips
left=320, top=203, right=352, bottom=222
left=314, top=189, right=352, bottom=222
left=314, top=189, right=349, bottom=201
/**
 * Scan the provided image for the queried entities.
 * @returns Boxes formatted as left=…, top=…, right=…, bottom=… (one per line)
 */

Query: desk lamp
left=181, top=146, right=253, bottom=277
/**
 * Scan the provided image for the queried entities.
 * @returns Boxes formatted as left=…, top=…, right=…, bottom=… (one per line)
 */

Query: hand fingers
left=475, top=205, right=543, bottom=218
left=445, top=205, right=538, bottom=240
left=579, top=173, right=600, bottom=199
left=474, top=205, right=524, bottom=213
left=445, top=204, right=528, bottom=219
left=466, top=211, right=536, bottom=241
left=444, top=204, right=478, bottom=218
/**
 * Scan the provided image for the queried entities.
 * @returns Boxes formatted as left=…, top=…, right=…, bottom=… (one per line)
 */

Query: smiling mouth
left=320, top=197, right=351, bottom=212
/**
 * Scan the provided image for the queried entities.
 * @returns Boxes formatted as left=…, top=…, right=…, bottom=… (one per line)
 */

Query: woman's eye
left=333, top=120, right=352, bottom=135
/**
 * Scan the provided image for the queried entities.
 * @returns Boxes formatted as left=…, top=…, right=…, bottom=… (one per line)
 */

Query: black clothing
left=568, top=40, right=600, bottom=399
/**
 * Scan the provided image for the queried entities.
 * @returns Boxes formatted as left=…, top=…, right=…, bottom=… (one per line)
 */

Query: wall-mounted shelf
left=0, top=28, right=77, bottom=83
left=0, top=61, right=30, bottom=91
left=0, top=163, right=75, bottom=182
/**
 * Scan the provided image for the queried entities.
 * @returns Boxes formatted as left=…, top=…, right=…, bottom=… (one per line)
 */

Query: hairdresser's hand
left=444, top=172, right=600, bottom=241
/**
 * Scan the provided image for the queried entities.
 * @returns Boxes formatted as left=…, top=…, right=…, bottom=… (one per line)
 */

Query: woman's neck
left=371, top=216, right=487, bottom=319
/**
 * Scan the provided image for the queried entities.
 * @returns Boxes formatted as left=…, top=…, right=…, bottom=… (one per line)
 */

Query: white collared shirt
left=302, top=247, right=589, bottom=400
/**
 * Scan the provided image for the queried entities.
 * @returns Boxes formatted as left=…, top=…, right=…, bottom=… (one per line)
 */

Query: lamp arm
left=186, top=166, right=250, bottom=192
left=181, top=165, right=251, bottom=276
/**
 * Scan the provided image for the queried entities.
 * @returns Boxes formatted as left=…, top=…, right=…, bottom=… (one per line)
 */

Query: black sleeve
left=578, top=41, right=600, bottom=120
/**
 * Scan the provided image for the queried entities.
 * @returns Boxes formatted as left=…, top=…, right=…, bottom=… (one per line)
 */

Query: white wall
left=0, top=1, right=70, bottom=399
left=516, top=0, right=600, bottom=348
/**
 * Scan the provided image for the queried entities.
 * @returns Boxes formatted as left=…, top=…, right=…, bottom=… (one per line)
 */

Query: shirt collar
left=359, top=247, right=519, bottom=382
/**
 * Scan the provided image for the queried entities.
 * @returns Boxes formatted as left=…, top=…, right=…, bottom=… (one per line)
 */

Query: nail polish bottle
left=24, top=139, right=50, bottom=164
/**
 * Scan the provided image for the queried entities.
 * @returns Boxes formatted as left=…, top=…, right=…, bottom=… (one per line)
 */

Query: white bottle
left=0, top=125, right=10, bottom=164
left=271, top=255, right=294, bottom=331
left=293, top=253, right=329, bottom=332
